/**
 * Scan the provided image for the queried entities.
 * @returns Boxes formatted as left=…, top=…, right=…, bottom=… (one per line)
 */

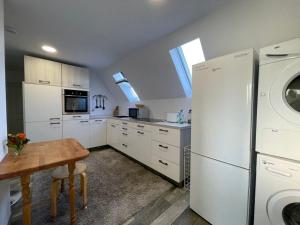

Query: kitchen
left=1, top=0, right=300, bottom=225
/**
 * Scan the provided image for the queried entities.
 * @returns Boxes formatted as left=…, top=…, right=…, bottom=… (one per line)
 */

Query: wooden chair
left=51, top=162, right=87, bottom=220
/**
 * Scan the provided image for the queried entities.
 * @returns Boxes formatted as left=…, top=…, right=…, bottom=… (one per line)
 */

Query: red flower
left=17, top=133, right=26, bottom=140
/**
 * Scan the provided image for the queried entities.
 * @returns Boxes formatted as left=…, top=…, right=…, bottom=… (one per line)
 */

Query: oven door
left=64, top=95, right=88, bottom=114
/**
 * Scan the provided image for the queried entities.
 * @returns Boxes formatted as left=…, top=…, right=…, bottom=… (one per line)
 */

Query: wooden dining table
left=0, top=138, right=89, bottom=225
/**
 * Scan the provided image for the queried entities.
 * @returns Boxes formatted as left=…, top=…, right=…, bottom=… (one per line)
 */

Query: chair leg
left=51, top=179, right=59, bottom=221
left=80, top=172, right=87, bottom=209
left=60, top=179, right=65, bottom=193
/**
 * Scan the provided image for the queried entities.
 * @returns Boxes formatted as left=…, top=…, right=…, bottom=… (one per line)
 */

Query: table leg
left=21, top=175, right=31, bottom=225
left=68, top=162, right=76, bottom=225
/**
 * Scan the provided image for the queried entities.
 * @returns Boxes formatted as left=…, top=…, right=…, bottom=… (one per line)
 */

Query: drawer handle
left=73, top=115, right=82, bottom=118
left=122, top=127, right=128, bottom=131
left=111, top=125, right=116, bottom=128
left=137, top=125, right=144, bottom=128
left=80, top=120, right=89, bottom=123
left=50, top=122, right=61, bottom=125
left=159, top=144, right=168, bottom=149
left=158, top=160, right=168, bottom=166
left=49, top=118, right=60, bottom=120
left=159, top=129, right=169, bottom=132
left=137, top=131, right=144, bottom=135
left=122, top=144, right=128, bottom=148
left=39, top=80, right=50, bottom=84
left=122, top=122, right=128, bottom=125
left=95, top=120, right=103, bottom=122
left=122, top=133, right=128, bottom=136
left=73, top=84, right=81, bottom=87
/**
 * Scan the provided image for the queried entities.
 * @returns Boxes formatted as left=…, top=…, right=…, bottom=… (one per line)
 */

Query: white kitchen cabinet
left=63, top=119, right=90, bottom=148
left=90, top=119, right=107, bottom=148
left=133, top=129, right=152, bottom=167
left=107, top=121, right=120, bottom=149
left=119, top=126, right=135, bottom=157
left=24, top=56, right=62, bottom=86
left=23, top=83, right=62, bottom=123
left=25, top=121, right=62, bottom=143
left=62, top=64, right=89, bottom=89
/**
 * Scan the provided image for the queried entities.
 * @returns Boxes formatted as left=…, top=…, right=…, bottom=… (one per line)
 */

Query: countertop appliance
left=128, top=107, right=149, bottom=119
left=190, top=49, right=257, bottom=225
left=256, top=38, right=300, bottom=161
left=63, top=89, right=89, bottom=114
left=166, top=113, right=177, bottom=123
left=254, top=154, right=300, bottom=225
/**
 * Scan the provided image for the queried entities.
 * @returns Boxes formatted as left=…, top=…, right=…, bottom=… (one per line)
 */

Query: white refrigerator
left=190, top=49, right=257, bottom=225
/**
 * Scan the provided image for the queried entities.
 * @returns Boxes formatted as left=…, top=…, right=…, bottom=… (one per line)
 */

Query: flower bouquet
left=7, top=133, right=30, bottom=156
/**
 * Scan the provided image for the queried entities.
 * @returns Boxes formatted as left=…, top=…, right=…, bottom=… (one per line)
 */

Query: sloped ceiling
left=101, top=0, right=300, bottom=101
left=4, top=0, right=229, bottom=69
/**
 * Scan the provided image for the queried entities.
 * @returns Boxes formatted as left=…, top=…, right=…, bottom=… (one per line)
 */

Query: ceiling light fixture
left=41, top=45, right=57, bottom=53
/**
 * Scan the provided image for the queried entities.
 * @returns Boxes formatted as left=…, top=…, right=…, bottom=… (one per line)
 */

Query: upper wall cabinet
left=62, top=64, right=89, bottom=89
left=24, top=56, right=62, bottom=86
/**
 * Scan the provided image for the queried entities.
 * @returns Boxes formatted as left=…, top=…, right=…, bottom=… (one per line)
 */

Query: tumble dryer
left=256, top=38, right=300, bottom=161
left=254, top=154, right=300, bottom=225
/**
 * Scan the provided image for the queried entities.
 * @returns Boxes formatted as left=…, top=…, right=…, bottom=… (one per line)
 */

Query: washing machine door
left=270, top=58, right=300, bottom=125
left=267, top=190, right=300, bottom=225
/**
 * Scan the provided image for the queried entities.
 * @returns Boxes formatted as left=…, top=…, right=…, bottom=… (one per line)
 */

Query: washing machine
left=256, top=38, right=300, bottom=161
left=254, top=154, right=300, bottom=225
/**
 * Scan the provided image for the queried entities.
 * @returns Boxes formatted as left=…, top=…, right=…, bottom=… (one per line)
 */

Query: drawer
left=152, top=155, right=180, bottom=182
left=134, top=123, right=151, bottom=131
left=63, top=114, right=89, bottom=121
left=152, top=126, right=180, bottom=147
left=152, top=141, right=180, bottom=164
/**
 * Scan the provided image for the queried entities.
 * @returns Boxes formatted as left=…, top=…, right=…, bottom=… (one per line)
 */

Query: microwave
left=129, top=107, right=149, bottom=119
left=63, top=89, right=89, bottom=114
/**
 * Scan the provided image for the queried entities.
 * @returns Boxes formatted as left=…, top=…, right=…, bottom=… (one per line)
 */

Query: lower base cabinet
left=90, top=119, right=107, bottom=148
left=107, top=121, right=120, bottom=149
left=63, top=119, right=90, bottom=148
left=25, top=121, right=62, bottom=143
left=133, top=129, right=152, bottom=168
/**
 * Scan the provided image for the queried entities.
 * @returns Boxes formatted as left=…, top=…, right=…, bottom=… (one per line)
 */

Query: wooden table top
left=0, top=139, right=89, bottom=180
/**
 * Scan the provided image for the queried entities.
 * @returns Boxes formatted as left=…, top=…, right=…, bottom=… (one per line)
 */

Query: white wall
left=118, top=98, right=191, bottom=120
left=89, top=71, right=117, bottom=116
left=0, top=0, right=11, bottom=224
left=100, top=0, right=300, bottom=102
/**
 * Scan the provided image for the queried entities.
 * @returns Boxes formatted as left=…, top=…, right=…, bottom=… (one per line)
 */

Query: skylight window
left=169, top=38, right=205, bottom=97
left=113, top=72, right=140, bottom=103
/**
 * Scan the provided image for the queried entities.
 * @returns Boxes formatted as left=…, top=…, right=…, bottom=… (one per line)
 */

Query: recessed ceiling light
left=41, top=45, right=57, bottom=53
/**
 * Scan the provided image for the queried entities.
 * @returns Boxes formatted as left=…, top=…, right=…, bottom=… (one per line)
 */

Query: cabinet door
left=90, top=119, right=107, bottom=147
left=107, top=123, right=120, bottom=149
left=119, top=127, right=134, bottom=157
left=24, top=56, right=61, bottom=86
left=63, top=120, right=90, bottom=148
left=133, top=129, right=152, bottom=167
left=62, top=64, right=89, bottom=89
left=25, top=121, right=62, bottom=143
left=23, top=83, right=62, bottom=123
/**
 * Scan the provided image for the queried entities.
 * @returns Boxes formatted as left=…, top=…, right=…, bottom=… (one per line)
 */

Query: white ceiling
left=4, top=0, right=228, bottom=69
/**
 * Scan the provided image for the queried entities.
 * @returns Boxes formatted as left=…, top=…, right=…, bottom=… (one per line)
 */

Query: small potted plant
left=7, top=133, right=30, bottom=156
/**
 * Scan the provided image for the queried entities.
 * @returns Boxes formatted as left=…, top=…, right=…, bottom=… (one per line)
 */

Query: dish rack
left=184, top=145, right=191, bottom=190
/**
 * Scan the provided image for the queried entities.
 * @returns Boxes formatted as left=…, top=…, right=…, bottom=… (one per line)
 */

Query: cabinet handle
left=80, top=120, right=89, bottom=123
left=122, top=127, right=128, bottom=131
left=158, top=160, right=168, bottom=166
left=122, top=133, right=128, bottom=136
left=111, top=125, right=116, bottom=128
left=122, top=122, right=128, bottom=125
left=39, top=80, right=50, bottom=84
left=50, top=122, right=61, bottom=125
left=95, top=120, right=103, bottom=122
left=73, top=115, right=82, bottom=118
left=49, top=118, right=60, bottom=120
left=137, top=131, right=144, bottom=135
left=73, top=84, right=81, bottom=87
left=159, top=129, right=169, bottom=132
left=137, top=125, right=144, bottom=128
left=122, top=144, right=128, bottom=148
left=159, top=144, right=168, bottom=149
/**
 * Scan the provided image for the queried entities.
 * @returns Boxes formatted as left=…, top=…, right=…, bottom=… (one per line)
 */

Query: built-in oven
left=63, top=89, right=89, bottom=114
